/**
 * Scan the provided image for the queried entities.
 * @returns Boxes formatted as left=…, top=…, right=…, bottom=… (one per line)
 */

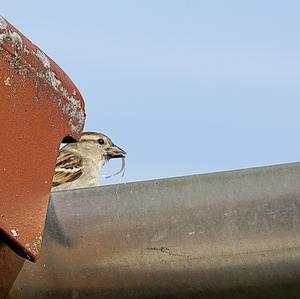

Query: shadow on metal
left=9, top=162, right=300, bottom=298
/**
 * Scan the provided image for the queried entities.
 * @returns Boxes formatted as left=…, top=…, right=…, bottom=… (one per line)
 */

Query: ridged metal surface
left=9, top=163, right=300, bottom=298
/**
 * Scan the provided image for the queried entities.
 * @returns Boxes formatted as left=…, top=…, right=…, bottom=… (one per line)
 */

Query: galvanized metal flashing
left=9, top=162, right=300, bottom=299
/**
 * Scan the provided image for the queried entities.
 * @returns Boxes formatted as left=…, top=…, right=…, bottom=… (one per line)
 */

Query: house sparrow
left=51, top=132, right=126, bottom=191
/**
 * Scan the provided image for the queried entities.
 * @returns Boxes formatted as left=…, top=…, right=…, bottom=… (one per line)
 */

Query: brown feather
left=52, top=151, right=83, bottom=187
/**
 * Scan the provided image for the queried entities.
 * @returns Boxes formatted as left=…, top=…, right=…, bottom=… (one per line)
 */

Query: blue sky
left=2, top=1, right=300, bottom=184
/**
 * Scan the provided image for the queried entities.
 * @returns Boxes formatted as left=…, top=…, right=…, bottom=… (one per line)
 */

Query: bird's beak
left=106, top=144, right=127, bottom=159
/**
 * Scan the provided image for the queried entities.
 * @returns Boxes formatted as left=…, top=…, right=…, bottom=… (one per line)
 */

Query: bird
left=51, top=132, right=126, bottom=191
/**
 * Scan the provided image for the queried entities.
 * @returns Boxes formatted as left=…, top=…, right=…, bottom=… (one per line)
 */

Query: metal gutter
left=9, top=162, right=300, bottom=298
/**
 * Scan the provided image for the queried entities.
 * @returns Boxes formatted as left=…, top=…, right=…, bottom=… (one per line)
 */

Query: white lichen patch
left=0, top=21, right=29, bottom=54
left=0, top=30, right=24, bottom=50
left=0, top=33, right=5, bottom=45
left=64, top=97, right=85, bottom=133
left=60, top=86, right=68, bottom=97
left=43, top=69, right=61, bottom=90
left=10, top=31, right=22, bottom=47
left=35, top=49, right=51, bottom=68
left=33, top=49, right=85, bottom=133
left=10, top=228, right=19, bottom=237
left=0, top=16, right=7, bottom=30
left=4, top=77, right=11, bottom=86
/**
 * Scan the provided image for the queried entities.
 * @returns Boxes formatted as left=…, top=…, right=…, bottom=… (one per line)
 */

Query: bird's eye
left=98, top=138, right=105, bottom=145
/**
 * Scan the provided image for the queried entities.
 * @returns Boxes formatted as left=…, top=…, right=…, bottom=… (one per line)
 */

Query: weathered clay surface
left=0, top=16, right=86, bottom=262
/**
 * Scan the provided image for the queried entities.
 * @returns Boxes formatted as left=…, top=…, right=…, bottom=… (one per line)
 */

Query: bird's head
left=75, top=132, right=126, bottom=164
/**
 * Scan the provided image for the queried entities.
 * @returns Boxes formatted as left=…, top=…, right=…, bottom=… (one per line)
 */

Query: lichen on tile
left=0, top=16, right=7, bottom=30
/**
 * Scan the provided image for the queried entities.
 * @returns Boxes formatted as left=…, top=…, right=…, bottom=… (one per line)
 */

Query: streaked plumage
left=52, top=151, right=83, bottom=187
left=51, top=132, right=126, bottom=191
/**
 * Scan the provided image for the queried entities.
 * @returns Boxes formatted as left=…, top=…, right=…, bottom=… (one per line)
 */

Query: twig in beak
left=104, top=157, right=126, bottom=179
